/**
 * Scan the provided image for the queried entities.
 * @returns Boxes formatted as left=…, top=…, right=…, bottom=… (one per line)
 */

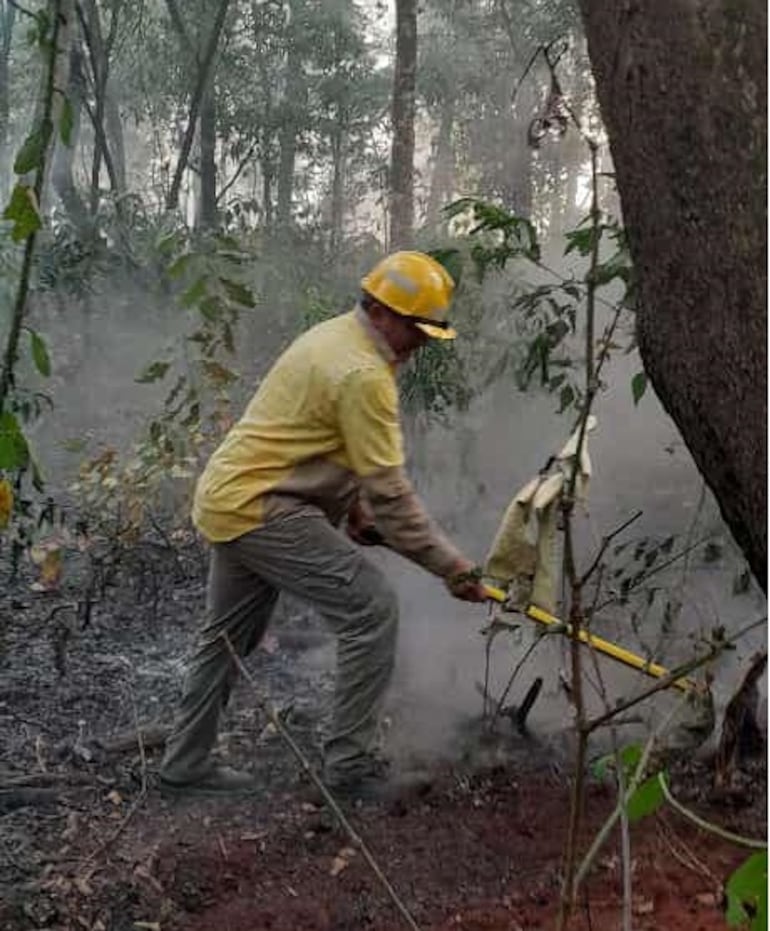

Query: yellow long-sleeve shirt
left=192, top=308, right=462, bottom=577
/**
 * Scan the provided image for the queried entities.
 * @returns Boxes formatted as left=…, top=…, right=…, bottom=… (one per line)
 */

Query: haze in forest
left=0, top=0, right=765, bottom=763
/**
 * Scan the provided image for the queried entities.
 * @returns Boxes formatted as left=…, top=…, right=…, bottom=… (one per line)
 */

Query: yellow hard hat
left=361, top=251, right=457, bottom=339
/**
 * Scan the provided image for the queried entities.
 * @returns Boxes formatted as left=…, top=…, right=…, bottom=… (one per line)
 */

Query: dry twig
left=222, top=634, right=422, bottom=931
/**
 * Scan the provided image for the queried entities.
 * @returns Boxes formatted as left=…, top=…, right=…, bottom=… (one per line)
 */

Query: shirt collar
left=354, top=304, right=397, bottom=364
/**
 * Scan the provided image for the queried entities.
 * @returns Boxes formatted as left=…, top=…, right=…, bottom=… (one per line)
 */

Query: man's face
left=372, top=306, right=429, bottom=362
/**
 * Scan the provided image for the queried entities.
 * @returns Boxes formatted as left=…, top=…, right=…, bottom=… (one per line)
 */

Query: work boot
left=160, top=764, right=258, bottom=798
left=319, top=754, right=408, bottom=806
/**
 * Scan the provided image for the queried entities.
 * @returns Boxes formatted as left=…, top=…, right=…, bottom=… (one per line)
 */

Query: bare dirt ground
left=0, top=540, right=765, bottom=931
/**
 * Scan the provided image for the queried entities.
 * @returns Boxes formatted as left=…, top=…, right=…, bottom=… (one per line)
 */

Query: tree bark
left=104, top=78, right=125, bottom=191
left=276, top=2, right=304, bottom=233
left=426, top=95, right=455, bottom=229
left=50, top=43, right=88, bottom=229
left=0, top=1, right=16, bottom=203
left=329, top=115, right=346, bottom=256
left=165, top=0, right=230, bottom=213
left=579, top=0, right=767, bottom=590
left=389, top=0, right=417, bottom=249
left=198, top=81, right=217, bottom=228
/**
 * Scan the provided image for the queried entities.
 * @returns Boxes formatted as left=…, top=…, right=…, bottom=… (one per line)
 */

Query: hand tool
left=483, top=583, right=697, bottom=694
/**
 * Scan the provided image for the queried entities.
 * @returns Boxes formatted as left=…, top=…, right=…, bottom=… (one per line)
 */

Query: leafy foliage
left=442, top=197, right=639, bottom=416
left=71, top=231, right=257, bottom=540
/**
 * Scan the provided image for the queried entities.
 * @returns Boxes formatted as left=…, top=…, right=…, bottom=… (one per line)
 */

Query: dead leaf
left=30, top=542, right=62, bottom=591
left=330, top=846, right=357, bottom=877
left=330, top=855, right=349, bottom=877
left=633, top=897, right=654, bottom=915
left=0, top=479, right=13, bottom=529
left=695, top=892, right=717, bottom=907
left=133, top=865, right=164, bottom=895
left=106, top=789, right=123, bottom=806
left=259, top=634, right=279, bottom=654
left=74, top=875, right=93, bottom=896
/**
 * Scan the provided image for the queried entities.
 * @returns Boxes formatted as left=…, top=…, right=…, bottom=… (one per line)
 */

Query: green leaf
left=564, top=226, right=599, bottom=257
left=631, top=371, right=647, bottom=405
left=59, top=95, right=74, bottom=146
left=0, top=411, right=30, bottom=469
left=428, top=248, right=463, bottom=287
left=726, top=851, right=767, bottom=929
left=166, top=253, right=193, bottom=279
left=592, top=743, right=642, bottom=780
left=220, top=277, right=256, bottom=308
left=181, top=276, right=207, bottom=308
left=135, top=361, right=170, bottom=383
left=3, top=184, right=42, bottom=241
left=14, top=126, right=47, bottom=174
left=626, top=774, right=664, bottom=822
left=29, top=330, right=51, bottom=377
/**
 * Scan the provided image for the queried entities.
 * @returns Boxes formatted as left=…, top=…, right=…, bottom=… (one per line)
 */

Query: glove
left=346, top=496, right=385, bottom=547
left=445, top=561, right=488, bottom=603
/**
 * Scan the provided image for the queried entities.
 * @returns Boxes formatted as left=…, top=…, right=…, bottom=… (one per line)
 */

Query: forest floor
left=0, top=538, right=765, bottom=931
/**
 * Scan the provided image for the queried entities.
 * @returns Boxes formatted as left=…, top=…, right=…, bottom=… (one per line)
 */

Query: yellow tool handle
left=483, top=585, right=693, bottom=694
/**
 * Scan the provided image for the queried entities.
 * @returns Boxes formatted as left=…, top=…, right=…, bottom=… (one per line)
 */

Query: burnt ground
left=0, top=539, right=765, bottom=931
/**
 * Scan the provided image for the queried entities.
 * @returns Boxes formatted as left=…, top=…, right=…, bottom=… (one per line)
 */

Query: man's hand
left=445, top=559, right=488, bottom=603
left=346, top=496, right=384, bottom=547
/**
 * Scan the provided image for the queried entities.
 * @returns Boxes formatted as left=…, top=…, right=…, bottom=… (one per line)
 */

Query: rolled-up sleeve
left=339, top=367, right=463, bottom=577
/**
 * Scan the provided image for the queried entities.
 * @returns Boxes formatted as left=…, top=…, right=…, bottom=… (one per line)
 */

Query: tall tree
left=390, top=0, right=417, bottom=248
left=579, top=0, right=767, bottom=590
left=165, top=0, right=230, bottom=216
left=0, top=1, right=16, bottom=203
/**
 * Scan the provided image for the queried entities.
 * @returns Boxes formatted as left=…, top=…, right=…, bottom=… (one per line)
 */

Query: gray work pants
left=160, top=506, right=399, bottom=783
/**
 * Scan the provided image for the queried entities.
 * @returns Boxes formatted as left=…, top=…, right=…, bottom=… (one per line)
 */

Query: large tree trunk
left=389, top=0, right=417, bottom=249
left=579, top=0, right=767, bottom=590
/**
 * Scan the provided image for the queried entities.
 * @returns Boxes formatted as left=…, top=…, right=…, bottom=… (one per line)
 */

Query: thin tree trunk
left=426, top=96, right=455, bottom=228
left=50, top=43, right=88, bottom=229
left=197, top=81, right=217, bottom=229
left=389, top=0, right=417, bottom=249
left=329, top=116, right=346, bottom=256
left=579, top=0, right=767, bottom=590
left=104, top=78, right=125, bottom=191
left=276, top=2, right=303, bottom=233
left=166, top=0, right=230, bottom=213
left=75, top=0, right=121, bottom=204
left=0, top=1, right=16, bottom=204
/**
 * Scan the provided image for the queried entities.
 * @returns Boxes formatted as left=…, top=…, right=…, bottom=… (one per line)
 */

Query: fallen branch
left=223, top=634, right=422, bottom=931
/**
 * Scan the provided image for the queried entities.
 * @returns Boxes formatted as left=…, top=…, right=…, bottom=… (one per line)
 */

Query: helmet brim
left=415, top=321, right=457, bottom=340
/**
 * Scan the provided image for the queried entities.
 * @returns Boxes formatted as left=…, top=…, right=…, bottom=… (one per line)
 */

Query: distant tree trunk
left=166, top=0, right=230, bottom=214
left=329, top=115, right=346, bottom=256
left=0, top=1, right=16, bottom=203
left=261, top=153, right=273, bottom=228
left=579, top=0, right=767, bottom=590
left=76, top=0, right=122, bottom=208
left=426, top=96, right=455, bottom=228
left=276, top=6, right=303, bottom=233
left=104, top=79, right=125, bottom=191
left=50, top=43, right=88, bottom=229
left=389, top=0, right=416, bottom=249
left=197, top=81, right=217, bottom=229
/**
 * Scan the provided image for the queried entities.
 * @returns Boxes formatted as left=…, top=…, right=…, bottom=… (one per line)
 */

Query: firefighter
left=160, top=251, right=486, bottom=799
